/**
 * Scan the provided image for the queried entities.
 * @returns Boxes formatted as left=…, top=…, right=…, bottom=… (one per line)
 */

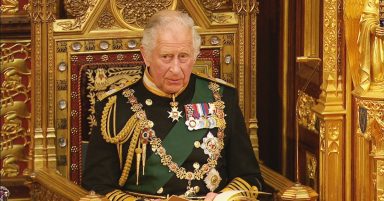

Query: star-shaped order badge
left=204, top=168, right=222, bottom=192
left=168, top=106, right=182, bottom=122
left=201, top=132, right=220, bottom=157
left=168, top=94, right=182, bottom=122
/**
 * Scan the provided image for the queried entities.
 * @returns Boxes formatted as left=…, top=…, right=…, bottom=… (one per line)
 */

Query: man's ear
left=140, top=46, right=151, bottom=66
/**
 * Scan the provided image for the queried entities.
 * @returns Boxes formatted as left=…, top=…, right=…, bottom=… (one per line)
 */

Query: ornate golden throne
left=51, top=0, right=237, bottom=188
left=1, top=0, right=274, bottom=200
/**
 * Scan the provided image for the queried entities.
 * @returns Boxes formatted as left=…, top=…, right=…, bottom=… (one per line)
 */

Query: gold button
left=157, top=187, right=163, bottom=194
left=193, top=162, right=200, bottom=169
left=145, top=99, right=153, bottom=106
left=194, top=141, right=200, bottom=148
left=193, top=186, right=200, bottom=193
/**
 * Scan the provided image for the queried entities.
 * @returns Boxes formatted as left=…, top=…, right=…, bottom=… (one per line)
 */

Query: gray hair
left=141, top=10, right=201, bottom=58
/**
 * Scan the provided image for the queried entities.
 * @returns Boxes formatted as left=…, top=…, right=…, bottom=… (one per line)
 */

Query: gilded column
left=312, top=0, right=345, bottom=200
left=233, top=0, right=247, bottom=114
left=46, top=0, right=57, bottom=169
left=31, top=0, right=57, bottom=170
left=233, top=0, right=260, bottom=158
left=31, top=0, right=46, bottom=170
left=249, top=0, right=260, bottom=159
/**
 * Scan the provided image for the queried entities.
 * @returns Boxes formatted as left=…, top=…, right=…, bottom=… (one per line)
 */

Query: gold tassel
left=118, top=123, right=141, bottom=187
left=135, top=142, right=142, bottom=186
left=118, top=144, right=122, bottom=169
left=142, top=143, right=147, bottom=175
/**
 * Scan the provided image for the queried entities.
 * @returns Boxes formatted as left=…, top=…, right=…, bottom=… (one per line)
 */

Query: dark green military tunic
left=82, top=73, right=264, bottom=199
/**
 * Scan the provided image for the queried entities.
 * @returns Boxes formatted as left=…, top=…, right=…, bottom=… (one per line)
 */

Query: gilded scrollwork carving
left=198, top=0, right=233, bottom=23
left=31, top=183, right=70, bottom=201
left=199, top=0, right=228, bottom=11
left=65, top=0, right=91, bottom=19
left=323, top=0, right=338, bottom=73
left=370, top=120, right=384, bottom=154
left=379, top=192, right=384, bottom=201
left=377, top=160, right=384, bottom=201
left=98, top=11, right=115, bottom=29
left=306, top=152, right=317, bottom=190
left=1, top=42, right=31, bottom=178
left=297, top=90, right=318, bottom=133
left=57, top=0, right=97, bottom=30
left=210, top=13, right=233, bottom=24
left=0, top=0, right=19, bottom=14
left=114, top=0, right=173, bottom=29
left=0, top=43, right=31, bottom=63
left=356, top=98, right=384, bottom=154
left=1, top=69, right=30, bottom=105
left=1, top=117, right=30, bottom=177
left=306, top=154, right=317, bottom=179
left=320, top=120, right=326, bottom=152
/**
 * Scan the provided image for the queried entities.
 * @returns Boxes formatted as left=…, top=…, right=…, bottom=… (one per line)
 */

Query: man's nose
left=169, top=59, right=182, bottom=73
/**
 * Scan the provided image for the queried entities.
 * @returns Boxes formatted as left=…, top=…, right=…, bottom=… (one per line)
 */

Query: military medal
left=168, top=94, right=182, bottom=122
left=185, top=103, right=218, bottom=130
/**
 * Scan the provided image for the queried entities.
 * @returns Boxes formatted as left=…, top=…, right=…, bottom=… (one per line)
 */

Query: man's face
left=141, top=25, right=196, bottom=94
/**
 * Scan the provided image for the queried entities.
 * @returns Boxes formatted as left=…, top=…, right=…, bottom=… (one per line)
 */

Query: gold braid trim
left=101, top=96, right=138, bottom=144
left=118, top=121, right=142, bottom=186
left=220, top=177, right=259, bottom=198
left=106, top=189, right=138, bottom=201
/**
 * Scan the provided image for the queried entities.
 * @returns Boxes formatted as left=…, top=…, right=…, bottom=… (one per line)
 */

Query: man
left=82, top=10, right=264, bottom=201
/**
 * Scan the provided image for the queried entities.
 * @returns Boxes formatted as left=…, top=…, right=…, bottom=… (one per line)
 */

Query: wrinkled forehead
left=157, top=21, right=191, bottom=35
left=155, top=25, right=193, bottom=44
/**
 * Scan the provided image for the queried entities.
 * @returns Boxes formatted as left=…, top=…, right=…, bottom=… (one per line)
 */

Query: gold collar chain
left=123, top=82, right=226, bottom=192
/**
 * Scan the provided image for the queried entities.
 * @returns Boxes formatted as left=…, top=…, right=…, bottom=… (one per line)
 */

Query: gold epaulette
left=96, top=76, right=141, bottom=101
left=193, top=71, right=235, bottom=88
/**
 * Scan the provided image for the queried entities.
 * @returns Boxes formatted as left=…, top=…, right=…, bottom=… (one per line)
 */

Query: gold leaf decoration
left=115, top=0, right=173, bottom=29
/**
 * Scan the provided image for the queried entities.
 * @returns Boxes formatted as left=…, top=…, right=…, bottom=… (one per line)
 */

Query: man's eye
left=161, top=55, right=172, bottom=61
left=179, top=53, right=190, bottom=62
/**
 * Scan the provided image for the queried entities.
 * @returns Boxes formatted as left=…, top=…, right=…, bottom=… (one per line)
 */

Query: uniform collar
left=143, top=67, right=187, bottom=98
